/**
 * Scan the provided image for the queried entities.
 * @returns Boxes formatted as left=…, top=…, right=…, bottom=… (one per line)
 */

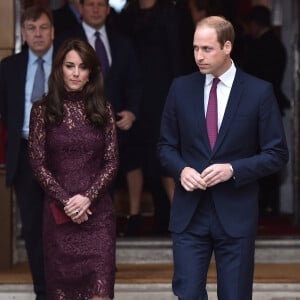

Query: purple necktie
left=206, top=77, right=220, bottom=149
left=94, top=31, right=109, bottom=78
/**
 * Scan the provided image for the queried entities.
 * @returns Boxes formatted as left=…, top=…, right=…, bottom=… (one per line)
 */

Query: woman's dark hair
left=45, top=38, right=108, bottom=128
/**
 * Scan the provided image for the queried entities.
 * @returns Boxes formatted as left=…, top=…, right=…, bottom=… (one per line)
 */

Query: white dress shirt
left=22, top=46, right=53, bottom=139
left=204, top=61, right=237, bottom=131
left=82, top=21, right=112, bottom=66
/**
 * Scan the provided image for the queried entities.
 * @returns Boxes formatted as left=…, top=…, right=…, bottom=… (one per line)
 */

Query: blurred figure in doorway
left=243, top=5, right=290, bottom=216
left=52, top=0, right=81, bottom=33
left=117, top=0, right=183, bottom=235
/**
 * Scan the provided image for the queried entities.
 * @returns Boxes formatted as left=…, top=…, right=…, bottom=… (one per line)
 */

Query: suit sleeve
left=0, top=59, right=7, bottom=124
left=158, top=79, right=188, bottom=181
left=231, top=82, right=289, bottom=187
left=120, top=38, right=142, bottom=119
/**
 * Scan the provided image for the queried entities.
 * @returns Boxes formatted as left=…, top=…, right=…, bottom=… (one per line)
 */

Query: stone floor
left=4, top=187, right=300, bottom=299
left=1, top=283, right=300, bottom=299
left=2, top=237, right=300, bottom=299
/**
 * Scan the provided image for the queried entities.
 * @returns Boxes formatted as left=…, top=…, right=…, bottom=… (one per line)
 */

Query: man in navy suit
left=158, top=16, right=289, bottom=299
left=52, top=0, right=81, bottom=33
left=0, top=6, right=55, bottom=300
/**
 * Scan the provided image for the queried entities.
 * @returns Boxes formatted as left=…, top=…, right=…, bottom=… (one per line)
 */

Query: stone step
left=116, top=237, right=300, bottom=264
left=8, top=237, right=300, bottom=299
left=15, top=237, right=300, bottom=264
left=1, top=283, right=300, bottom=299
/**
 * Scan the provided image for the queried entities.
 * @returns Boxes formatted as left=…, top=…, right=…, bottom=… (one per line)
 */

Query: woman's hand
left=64, top=194, right=92, bottom=224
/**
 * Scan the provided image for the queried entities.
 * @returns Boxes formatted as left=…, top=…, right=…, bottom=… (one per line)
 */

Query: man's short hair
left=21, top=5, right=54, bottom=26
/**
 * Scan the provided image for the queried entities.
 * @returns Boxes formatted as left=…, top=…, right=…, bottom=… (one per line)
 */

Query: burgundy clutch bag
left=49, top=202, right=96, bottom=225
left=50, top=202, right=71, bottom=224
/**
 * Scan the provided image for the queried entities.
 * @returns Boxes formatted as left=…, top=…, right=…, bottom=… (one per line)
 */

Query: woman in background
left=117, top=0, right=181, bottom=235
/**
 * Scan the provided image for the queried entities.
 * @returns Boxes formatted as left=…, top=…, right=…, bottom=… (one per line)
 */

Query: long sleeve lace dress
left=28, top=91, right=119, bottom=299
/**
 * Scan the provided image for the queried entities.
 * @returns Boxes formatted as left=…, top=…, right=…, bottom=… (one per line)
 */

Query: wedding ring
left=74, top=209, right=79, bottom=216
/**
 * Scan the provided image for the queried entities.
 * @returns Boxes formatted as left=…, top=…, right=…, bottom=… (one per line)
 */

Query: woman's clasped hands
left=64, top=194, right=92, bottom=224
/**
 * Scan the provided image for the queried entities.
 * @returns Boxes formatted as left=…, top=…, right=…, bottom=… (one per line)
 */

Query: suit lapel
left=191, top=74, right=212, bottom=154
left=212, top=69, right=244, bottom=154
left=17, top=51, right=28, bottom=111
left=103, top=27, right=113, bottom=79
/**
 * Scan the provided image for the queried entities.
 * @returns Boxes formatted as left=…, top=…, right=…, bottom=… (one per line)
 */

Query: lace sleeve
left=83, top=103, right=119, bottom=202
left=28, top=103, right=70, bottom=206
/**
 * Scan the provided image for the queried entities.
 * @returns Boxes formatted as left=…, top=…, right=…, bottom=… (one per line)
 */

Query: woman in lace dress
left=28, top=38, right=119, bottom=300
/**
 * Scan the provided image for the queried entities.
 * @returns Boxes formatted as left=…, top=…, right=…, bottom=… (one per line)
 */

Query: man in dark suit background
left=56, top=0, right=141, bottom=132
left=0, top=6, right=55, bottom=300
left=158, top=16, right=289, bottom=299
left=52, top=0, right=81, bottom=33
left=243, top=5, right=289, bottom=115
left=55, top=0, right=143, bottom=231
left=243, top=5, right=290, bottom=216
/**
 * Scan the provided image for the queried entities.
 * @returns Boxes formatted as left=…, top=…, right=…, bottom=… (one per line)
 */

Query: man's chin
left=199, top=68, right=209, bottom=74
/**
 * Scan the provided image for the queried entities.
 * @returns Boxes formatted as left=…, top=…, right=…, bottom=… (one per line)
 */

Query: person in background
left=28, top=38, right=119, bottom=300
left=186, top=0, right=221, bottom=26
left=243, top=5, right=289, bottom=115
left=176, top=0, right=245, bottom=75
left=0, top=6, right=55, bottom=299
left=55, top=0, right=143, bottom=236
left=117, top=0, right=182, bottom=235
left=52, top=0, right=82, bottom=33
left=243, top=5, right=290, bottom=216
left=158, top=16, right=288, bottom=299
left=0, top=121, right=6, bottom=165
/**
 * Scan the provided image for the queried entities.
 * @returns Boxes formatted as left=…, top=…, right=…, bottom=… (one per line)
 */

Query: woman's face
left=62, top=50, right=90, bottom=92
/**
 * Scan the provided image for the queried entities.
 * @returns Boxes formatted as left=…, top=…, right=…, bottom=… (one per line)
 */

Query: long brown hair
left=45, top=38, right=108, bottom=127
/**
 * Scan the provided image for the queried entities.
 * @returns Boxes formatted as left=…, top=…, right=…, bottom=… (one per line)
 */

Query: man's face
left=193, top=25, right=232, bottom=77
left=21, top=13, right=54, bottom=56
left=80, top=0, right=110, bottom=30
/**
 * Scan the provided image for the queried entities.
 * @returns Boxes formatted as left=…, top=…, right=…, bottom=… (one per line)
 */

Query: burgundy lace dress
left=28, top=91, right=119, bottom=299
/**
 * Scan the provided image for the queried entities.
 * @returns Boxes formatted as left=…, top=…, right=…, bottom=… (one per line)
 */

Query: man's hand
left=201, top=163, right=233, bottom=187
left=116, top=110, right=136, bottom=131
left=180, top=167, right=207, bottom=191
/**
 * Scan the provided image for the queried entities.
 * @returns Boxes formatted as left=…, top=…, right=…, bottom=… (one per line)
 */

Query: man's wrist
left=130, top=111, right=136, bottom=122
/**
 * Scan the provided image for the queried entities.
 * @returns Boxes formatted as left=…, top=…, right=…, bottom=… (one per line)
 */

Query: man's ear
left=21, top=27, right=27, bottom=44
left=224, top=40, right=232, bottom=55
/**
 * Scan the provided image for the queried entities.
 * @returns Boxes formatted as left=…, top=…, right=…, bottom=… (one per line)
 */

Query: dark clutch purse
left=50, top=202, right=71, bottom=224
left=49, top=202, right=96, bottom=225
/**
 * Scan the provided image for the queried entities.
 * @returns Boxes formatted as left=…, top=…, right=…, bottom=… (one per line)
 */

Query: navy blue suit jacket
left=52, top=4, right=81, bottom=34
left=0, top=50, right=30, bottom=185
left=158, top=68, right=289, bottom=237
left=0, top=46, right=58, bottom=185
